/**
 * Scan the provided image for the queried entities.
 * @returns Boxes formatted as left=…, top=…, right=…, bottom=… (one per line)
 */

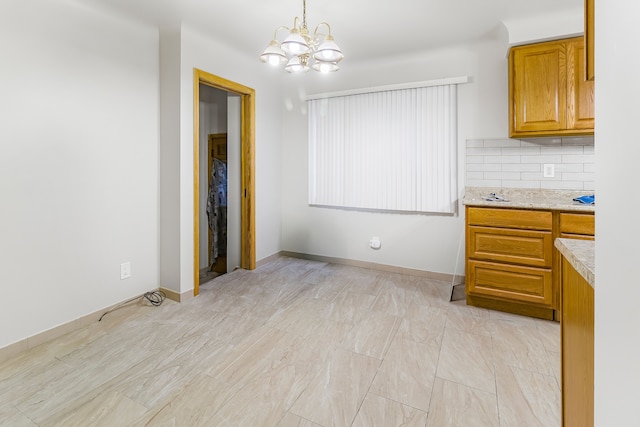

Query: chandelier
left=259, top=0, right=344, bottom=73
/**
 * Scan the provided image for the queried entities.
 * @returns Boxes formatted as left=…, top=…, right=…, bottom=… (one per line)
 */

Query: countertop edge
left=462, top=187, right=596, bottom=213
left=555, top=238, right=595, bottom=288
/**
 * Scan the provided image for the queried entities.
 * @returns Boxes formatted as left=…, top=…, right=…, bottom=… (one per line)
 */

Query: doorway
left=193, top=69, right=255, bottom=296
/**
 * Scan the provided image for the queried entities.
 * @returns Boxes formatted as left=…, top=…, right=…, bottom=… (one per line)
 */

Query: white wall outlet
left=120, top=262, right=131, bottom=280
left=543, top=164, right=555, bottom=178
left=369, top=236, right=381, bottom=249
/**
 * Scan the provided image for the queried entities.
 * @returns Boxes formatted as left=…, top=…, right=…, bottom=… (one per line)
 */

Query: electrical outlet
left=369, top=236, right=381, bottom=249
left=543, top=164, right=555, bottom=178
left=120, top=262, right=131, bottom=280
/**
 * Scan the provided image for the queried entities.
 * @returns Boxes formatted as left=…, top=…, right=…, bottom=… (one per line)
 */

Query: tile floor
left=0, top=257, right=561, bottom=426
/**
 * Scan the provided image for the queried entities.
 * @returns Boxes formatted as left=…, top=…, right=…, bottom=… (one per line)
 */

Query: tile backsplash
left=465, top=137, right=594, bottom=191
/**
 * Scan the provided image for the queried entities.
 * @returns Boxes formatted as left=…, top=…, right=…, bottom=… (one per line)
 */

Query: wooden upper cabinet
left=585, top=0, right=595, bottom=80
left=510, top=40, right=566, bottom=135
left=509, top=37, right=594, bottom=138
left=567, top=39, right=595, bottom=130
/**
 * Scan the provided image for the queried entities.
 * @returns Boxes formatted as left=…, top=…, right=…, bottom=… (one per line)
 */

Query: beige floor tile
left=44, top=390, right=148, bottom=427
left=369, top=337, right=440, bottom=411
left=299, top=264, right=337, bottom=286
left=413, top=279, right=453, bottom=309
left=130, top=374, right=235, bottom=427
left=489, top=309, right=537, bottom=325
left=206, top=327, right=296, bottom=384
left=0, top=348, right=60, bottom=386
left=277, top=412, right=323, bottom=427
left=495, top=363, right=561, bottom=427
left=301, top=266, right=351, bottom=301
left=208, top=359, right=315, bottom=427
left=342, top=268, right=382, bottom=295
left=547, top=351, right=561, bottom=390
left=0, top=406, right=37, bottom=427
left=535, top=319, right=561, bottom=353
left=396, top=303, right=447, bottom=349
left=325, top=291, right=376, bottom=324
left=0, top=357, right=76, bottom=416
left=204, top=292, right=263, bottom=318
left=447, top=299, right=492, bottom=318
left=290, top=348, right=380, bottom=427
left=445, top=309, right=495, bottom=337
left=116, top=336, right=229, bottom=408
left=267, top=297, right=335, bottom=337
left=340, top=311, right=401, bottom=359
left=305, top=320, right=357, bottom=362
left=426, top=377, right=499, bottom=427
left=369, top=275, right=417, bottom=317
left=436, top=328, right=495, bottom=393
left=352, top=393, right=428, bottom=427
left=202, top=312, right=272, bottom=343
left=491, top=320, right=554, bottom=376
left=261, top=281, right=317, bottom=307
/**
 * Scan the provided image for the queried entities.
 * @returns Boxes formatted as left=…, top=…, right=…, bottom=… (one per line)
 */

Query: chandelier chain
left=302, top=0, right=307, bottom=29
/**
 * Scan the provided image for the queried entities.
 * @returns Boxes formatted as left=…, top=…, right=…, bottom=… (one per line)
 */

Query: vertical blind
left=308, top=84, right=458, bottom=214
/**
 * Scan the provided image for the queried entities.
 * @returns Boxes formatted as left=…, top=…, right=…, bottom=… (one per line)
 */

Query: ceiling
left=78, top=0, right=584, bottom=63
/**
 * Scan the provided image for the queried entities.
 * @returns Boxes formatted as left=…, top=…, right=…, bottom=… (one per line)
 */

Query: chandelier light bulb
left=311, top=61, right=339, bottom=73
left=313, top=35, right=344, bottom=63
left=281, top=29, right=310, bottom=56
left=285, top=56, right=310, bottom=73
left=259, top=40, right=287, bottom=66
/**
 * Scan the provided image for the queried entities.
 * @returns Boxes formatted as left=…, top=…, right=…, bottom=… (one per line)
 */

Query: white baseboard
left=278, top=250, right=464, bottom=283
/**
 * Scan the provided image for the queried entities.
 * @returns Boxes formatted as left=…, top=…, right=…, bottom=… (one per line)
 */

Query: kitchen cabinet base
left=466, top=294, right=555, bottom=320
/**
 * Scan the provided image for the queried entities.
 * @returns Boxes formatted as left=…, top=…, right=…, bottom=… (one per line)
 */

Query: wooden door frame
left=193, top=69, right=256, bottom=296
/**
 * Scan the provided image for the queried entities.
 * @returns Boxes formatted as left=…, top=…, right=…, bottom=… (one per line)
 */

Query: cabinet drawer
left=467, top=260, right=553, bottom=307
left=468, top=226, right=553, bottom=267
left=559, top=213, right=595, bottom=236
left=467, top=207, right=552, bottom=230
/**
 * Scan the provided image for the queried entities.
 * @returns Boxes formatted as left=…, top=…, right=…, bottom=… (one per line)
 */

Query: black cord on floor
left=143, top=290, right=166, bottom=306
left=98, top=289, right=167, bottom=322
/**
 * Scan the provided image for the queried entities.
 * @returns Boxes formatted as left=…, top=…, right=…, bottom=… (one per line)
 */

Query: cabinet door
left=510, top=40, right=566, bottom=134
left=585, top=0, right=595, bottom=80
left=567, top=39, right=595, bottom=130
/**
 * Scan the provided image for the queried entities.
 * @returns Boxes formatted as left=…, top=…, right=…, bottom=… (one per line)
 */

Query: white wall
left=503, top=8, right=583, bottom=45
left=159, top=28, right=181, bottom=293
left=280, top=29, right=511, bottom=276
left=595, top=0, right=640, bottom=423
left=179, top=26, right=284, bottom=294
left=0, top=0, right=160, bottom=348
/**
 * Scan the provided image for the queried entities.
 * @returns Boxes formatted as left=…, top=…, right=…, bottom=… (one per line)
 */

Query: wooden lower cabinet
left=466, top=207, right=594, bottom=320
left=466, top=207, right=555, bottom=319
left=561, top=257, right=594, bottom=426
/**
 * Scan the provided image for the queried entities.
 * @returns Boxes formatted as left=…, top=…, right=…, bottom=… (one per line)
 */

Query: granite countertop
left=463, top=187, right=596, bottom=212
left=555, top=238, right=595, bottom=288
